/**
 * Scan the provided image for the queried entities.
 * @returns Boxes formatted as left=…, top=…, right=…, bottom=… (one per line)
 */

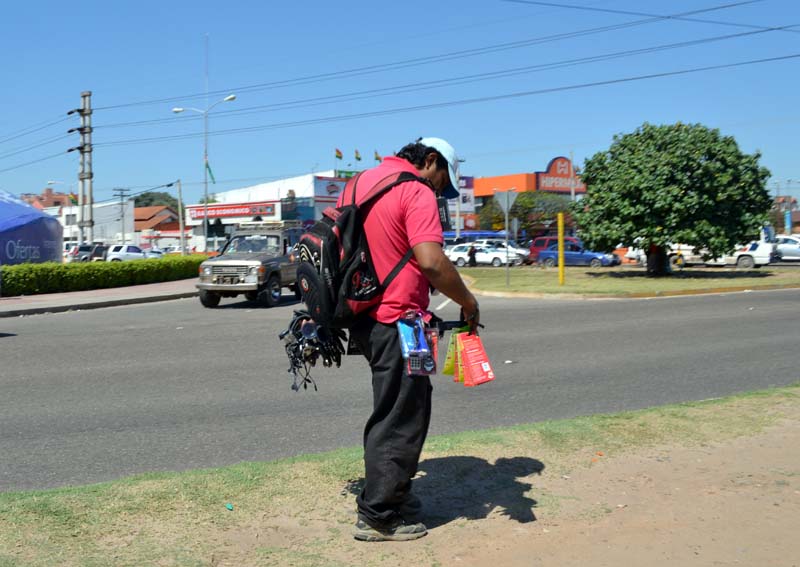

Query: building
left=134, top=206, right=188, bottom=250
left=44, top=199, right=136, bottom=245
left=20, top=187, right=75, bottom=209
left=473, top=156, right=586, bottom=200
left=183, top=170, right=347, bottom=251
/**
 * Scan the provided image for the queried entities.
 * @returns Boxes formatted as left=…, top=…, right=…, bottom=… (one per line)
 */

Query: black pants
left=350, top=317, right=433, bottom=528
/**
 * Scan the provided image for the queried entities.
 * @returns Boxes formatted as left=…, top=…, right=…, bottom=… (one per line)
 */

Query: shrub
left=0, top=255, right=206, bottom=297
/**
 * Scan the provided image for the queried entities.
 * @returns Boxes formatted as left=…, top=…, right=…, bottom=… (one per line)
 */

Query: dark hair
left=396, top=142, right=449, bottom=172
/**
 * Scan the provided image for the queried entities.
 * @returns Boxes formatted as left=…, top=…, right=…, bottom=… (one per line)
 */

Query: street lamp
left=172, top=93, right=236, bottom=250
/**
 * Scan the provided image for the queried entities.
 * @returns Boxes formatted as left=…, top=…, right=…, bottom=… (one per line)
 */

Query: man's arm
left=413, top=241, right=480, bottom=329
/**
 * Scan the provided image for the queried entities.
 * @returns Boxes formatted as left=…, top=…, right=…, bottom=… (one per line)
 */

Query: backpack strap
left=348, top=170, right=428, bottom=289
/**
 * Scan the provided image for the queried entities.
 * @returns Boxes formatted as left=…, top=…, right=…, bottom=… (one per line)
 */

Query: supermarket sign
left=188, top=202, right=276, bottom=219
left=535, top=157, right=586, bottom=194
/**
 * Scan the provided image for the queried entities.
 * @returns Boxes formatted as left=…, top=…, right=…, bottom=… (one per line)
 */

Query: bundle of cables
left=278, top=310, right=346, bottom=391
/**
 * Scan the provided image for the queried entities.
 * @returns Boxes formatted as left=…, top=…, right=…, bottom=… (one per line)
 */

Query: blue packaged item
left=396, top=311, right=436, bottom=375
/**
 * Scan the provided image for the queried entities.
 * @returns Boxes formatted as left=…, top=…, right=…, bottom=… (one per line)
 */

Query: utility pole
left=67, top=92, right=94, bottom=243
left=167, top=179, right=187, bottom=256
left=113, top=188, right=130, bottom=244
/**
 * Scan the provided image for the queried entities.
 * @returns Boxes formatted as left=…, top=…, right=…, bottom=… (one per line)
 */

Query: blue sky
left=2, top=0, right=799, bottom=205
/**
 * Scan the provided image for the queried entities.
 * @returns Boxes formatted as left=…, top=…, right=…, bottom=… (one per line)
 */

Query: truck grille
left=211, top=265, right=249, bottom=276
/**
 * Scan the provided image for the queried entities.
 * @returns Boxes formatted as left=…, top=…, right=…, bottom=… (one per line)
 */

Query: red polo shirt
left=337, top=157, right=443, bottom=323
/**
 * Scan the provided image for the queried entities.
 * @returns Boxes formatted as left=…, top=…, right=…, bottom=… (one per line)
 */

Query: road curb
left=0, top=291, right=198, bottom=318
left=467, top=282, right=800, bottom=300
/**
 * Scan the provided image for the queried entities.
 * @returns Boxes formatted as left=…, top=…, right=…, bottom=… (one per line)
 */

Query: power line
left=0, top=151, right=69, bottom=175
left=92, top=53, right=800, bottom=149
left=0, top=116, right=72, bottom=147
left=91, top=0, right=761, bottom=112
left=0, top=134, right=72, bottom=161
left=93, top=25, right=791, bottom=131
left=504, top=0, right=799, bottom=35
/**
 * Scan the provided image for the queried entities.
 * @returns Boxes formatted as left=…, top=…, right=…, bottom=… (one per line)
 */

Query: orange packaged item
left=458, top=333, right=495, bottom=387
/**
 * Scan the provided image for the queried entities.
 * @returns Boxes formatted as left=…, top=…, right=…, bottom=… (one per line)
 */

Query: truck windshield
left=221, top=235, right=280, bottom=255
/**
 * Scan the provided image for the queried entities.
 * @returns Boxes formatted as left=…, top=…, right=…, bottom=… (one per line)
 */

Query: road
left=1, top=289, right=798, bottom=491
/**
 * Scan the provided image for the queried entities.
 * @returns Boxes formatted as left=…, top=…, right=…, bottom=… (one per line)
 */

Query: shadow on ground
left=586, top=269, right=771, bottom=280
left=0, top=332, right=16, bottom=338
left=345, top=455, right=544, bottom=529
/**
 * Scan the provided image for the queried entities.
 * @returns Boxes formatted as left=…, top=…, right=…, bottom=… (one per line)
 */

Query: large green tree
left=572, top=122, right=771, bottom=275
left=134, top=191, right=180, bottom=210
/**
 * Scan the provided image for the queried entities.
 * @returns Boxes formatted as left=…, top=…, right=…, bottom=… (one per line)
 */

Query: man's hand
left=414, top=241, right=481, bottom=334
left=460, top=300, right=480, bottom=335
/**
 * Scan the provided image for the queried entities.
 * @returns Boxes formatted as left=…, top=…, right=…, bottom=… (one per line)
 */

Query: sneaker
left=353, top=518, right=428, bottom=542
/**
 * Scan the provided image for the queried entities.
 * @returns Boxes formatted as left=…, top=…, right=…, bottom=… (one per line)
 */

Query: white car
left=106, top=244, right=148, bottom=262
left=775, top=234, right=800, bottom=261
left=471, top=239, right=531, bottom=264
left=446, top=244, right=520, bottom=267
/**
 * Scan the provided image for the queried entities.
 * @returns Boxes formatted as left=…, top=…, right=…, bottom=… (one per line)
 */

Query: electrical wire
left=91, top=0, right=762, bottom=111
left=92, top=25, right=795, bottom=131
left=0, top=151, right=69, bottom=175
left=0, top=116, right=72, bottom=146
left=0, top=134, right=72, bottom=161
left=92, top=53, right=800, bottom=149
left=504, top=0, right=800, bottom=34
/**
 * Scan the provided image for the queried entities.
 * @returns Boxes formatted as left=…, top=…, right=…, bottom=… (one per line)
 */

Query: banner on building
left=188, top=202, right=276, bottom=220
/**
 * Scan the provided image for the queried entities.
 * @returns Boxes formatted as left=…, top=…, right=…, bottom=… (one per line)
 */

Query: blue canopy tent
left=0, top=191, right=62, bottom=265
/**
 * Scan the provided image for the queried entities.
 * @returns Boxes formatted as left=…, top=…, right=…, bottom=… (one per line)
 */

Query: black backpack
left=296, top=170, right=424, bottom=329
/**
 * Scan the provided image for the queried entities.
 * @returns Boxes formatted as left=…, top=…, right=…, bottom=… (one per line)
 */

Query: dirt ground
left=441, top=418, right=800, bottom=567
left=214, top=410, right=800, bottom=567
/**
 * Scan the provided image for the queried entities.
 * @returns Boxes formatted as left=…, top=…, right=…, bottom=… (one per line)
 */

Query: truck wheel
left=590, top=258, right=602, bottom=268
left=543, top=258, right=556, bottom=268
left=259, top=275, right=282, bottom=307
left=199, top=290, right=221, bottom=308
left=491, top=257, right=502, bottom=267
left=245, top=291, right=258, bottom=302
left=736, top=255, right=755, bottom=269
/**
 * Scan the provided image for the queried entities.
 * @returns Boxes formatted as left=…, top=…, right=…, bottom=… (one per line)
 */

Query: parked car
left=446, top=244, right=520, bottom=267
left=66, top=243, right=107, bottom=263
left=537, top=242, right=619, bottom=267
left=106, top=244, right=148, bottom=262
left=775, top=234, right=800, bottom=261
left=529, top=235, right=581, bottom=262
left=471, top=239, right=531, bottom=264
left=144, top=248, right=164, bottom=259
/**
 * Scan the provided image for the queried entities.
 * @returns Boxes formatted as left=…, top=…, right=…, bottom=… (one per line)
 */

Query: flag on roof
left=374, top=150, right=382, bottom=162
left=69, top=192, right=78, bottom=205
left=355, top=149, right=361, bottom=161
left=335, top=148, right=343, bottom=160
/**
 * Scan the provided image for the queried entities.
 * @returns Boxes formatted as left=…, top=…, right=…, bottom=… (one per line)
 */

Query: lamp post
left=172, top=93, right=236, bottom=251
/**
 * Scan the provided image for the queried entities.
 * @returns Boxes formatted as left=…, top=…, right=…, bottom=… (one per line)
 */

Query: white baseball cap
left=419, top=137, right=460, bottom=199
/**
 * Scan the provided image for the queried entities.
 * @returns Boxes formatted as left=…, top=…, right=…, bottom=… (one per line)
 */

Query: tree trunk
left=646, top=244, right=669, bottom=277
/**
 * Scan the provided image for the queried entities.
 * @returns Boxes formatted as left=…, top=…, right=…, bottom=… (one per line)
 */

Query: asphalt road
left=1, top=289, right=798, bottom=491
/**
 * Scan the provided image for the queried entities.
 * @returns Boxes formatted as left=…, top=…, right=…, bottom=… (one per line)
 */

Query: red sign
left=188, top=202, right=276, bottom=219
left=536, top=157, right=586, bottom=194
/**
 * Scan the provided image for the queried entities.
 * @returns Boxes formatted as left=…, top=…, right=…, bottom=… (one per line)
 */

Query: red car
left=528, top=236, right=580, bottom=262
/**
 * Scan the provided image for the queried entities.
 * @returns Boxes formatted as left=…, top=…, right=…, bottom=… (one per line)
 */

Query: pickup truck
left=196, top=221, right=303, bottom=308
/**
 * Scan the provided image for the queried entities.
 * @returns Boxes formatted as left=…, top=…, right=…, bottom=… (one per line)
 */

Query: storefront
left=473, top=156, right=586, bottom=199
left=183, top=170, right=349, bottom=250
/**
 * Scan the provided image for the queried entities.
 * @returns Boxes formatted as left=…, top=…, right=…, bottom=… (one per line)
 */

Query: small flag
left=69, top=192, right=78, bottom=205
left=355, top=149, right=362, bottom=161
left=374, top=150, right=382, bottom=162
left=206, top=161, right=216, bottom=184
left=335, top=148, right=343, bottom=160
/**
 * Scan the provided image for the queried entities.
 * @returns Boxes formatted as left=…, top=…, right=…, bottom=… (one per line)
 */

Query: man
left=342, top=137, right=480, bottom=542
